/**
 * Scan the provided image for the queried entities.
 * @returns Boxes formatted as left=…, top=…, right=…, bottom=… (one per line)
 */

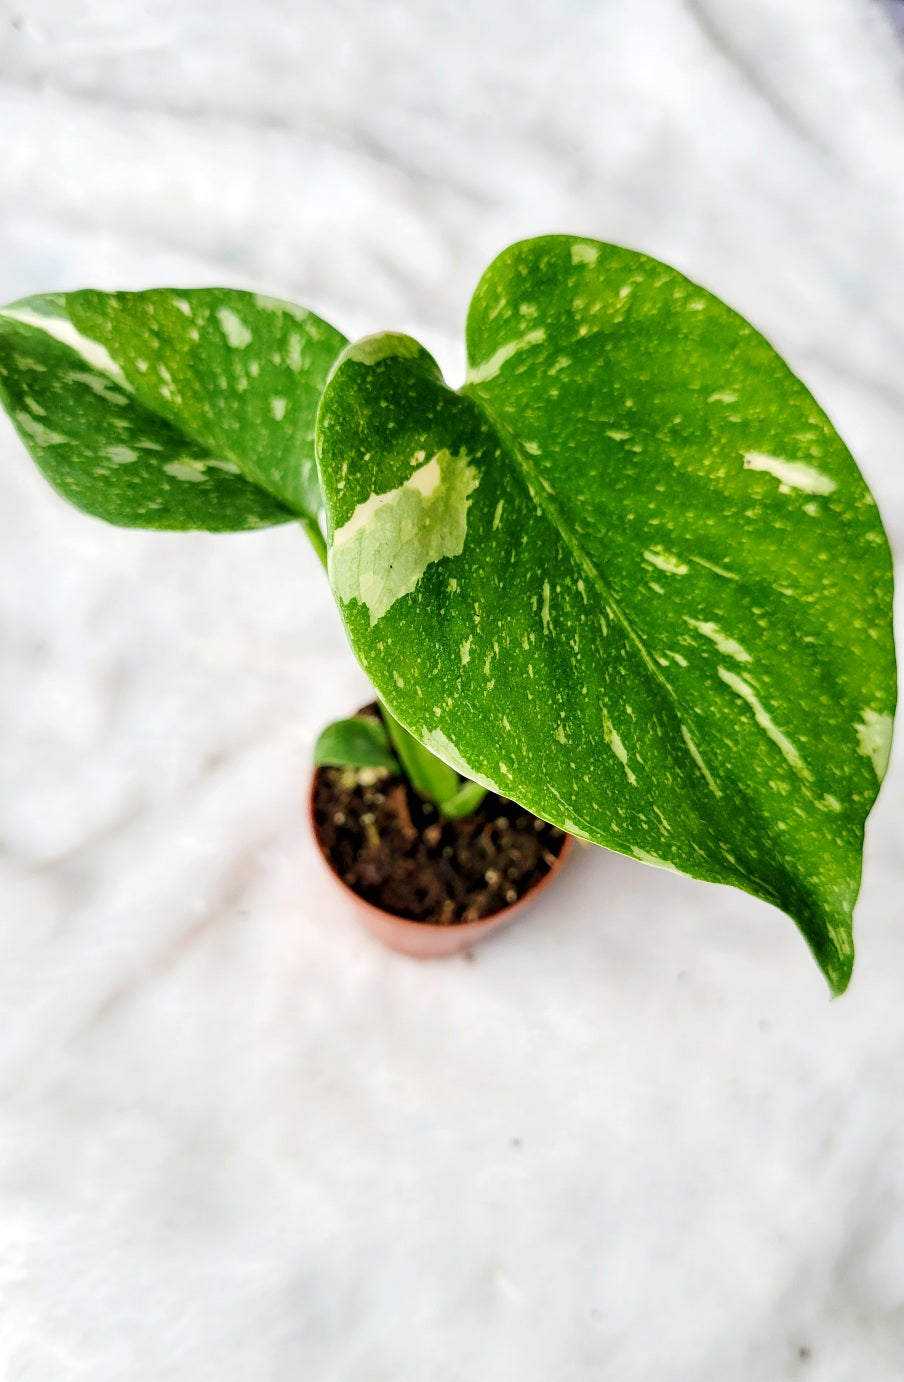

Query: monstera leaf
left=0, top=289, right=346, bottom=532
left=317, top=236, right=896, bottom=993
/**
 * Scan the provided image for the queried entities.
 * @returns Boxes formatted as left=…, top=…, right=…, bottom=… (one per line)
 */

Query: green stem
left=299, top=521, right=488, bottom=820
left=382, top=704, right=488, bottom=818
left=300, top=514, right=328, bottom=570
left=380, top=702, right=459, bottom=803
left=438, top=778, right=489, bottom=820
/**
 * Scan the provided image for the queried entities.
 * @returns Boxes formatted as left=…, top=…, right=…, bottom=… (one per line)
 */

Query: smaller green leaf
left=313, top=716, right=400, bottom=772
left=0, top=289, right=346, bottom=531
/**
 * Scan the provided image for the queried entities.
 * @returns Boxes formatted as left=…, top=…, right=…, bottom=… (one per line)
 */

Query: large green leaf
left=0, top=289, right=346, bottom=531
left=317, top=237, right=896, bottom=993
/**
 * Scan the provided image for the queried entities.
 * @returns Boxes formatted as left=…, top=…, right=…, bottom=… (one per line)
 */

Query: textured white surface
left=1, top=2, right=903, bottom=1378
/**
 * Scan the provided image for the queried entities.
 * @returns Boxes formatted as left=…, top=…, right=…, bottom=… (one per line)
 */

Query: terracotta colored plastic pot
left=309, top=767, right=573, bottom=959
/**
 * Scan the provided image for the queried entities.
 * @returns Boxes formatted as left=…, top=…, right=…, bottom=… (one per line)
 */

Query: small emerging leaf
left=0, top=289, right=346, bottom=531
left=313, top=716, right=399, bottom=772
left=317, top=237, right=896, bottom=994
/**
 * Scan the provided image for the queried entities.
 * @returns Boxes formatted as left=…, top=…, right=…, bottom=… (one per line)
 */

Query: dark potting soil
left=312, top=751, right=568, bottom=925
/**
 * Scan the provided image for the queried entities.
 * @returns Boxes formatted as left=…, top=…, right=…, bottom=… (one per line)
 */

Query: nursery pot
left=310, top=708, right=573, bottom=958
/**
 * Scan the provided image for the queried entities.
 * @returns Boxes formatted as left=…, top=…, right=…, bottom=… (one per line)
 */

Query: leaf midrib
left=460, top=377, right=811, bottom=902
left=461, top=380, right=699, bottom=746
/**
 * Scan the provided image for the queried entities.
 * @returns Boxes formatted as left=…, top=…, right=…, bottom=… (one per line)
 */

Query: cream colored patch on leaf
left=15, top=411, right=66, bottom=446
left=685, top=618, right=751, bottom=663
left=329, top=449, right=479, bottom=626
left=743, top=451, right=836, bottom=495
left=344, top=334, right=422, bottom=367
left=407, top=457, right=443, bottom=499
left=106, top=444, right=138, bottom=464
left=286, top=333, right=304, bottom=372
left=718, top=668, right=810, bottom=779
left=163, top=460, right=208, bottom=483
left=680, top=725, right=721, bottom=797
left=632, top=848, right=680, bottom=874
left=1, top=306, right=130, bottom=384
left=570, top=241, right=599, bottom=266
left=644, top=546, right=688, bottom=576
left=216, top=307, right=252, bottom=349
left=69, top=371, right=129, bottom=406
left=252, top=295, right=312, bottom=323
left=541, top=579, right=551, bottom=634
left=467, top=328, right=546, bottom=385
left=601, top=708, right=636, bottom=785
left=689, top=555, right=738, bottom=580
left=855, top=708, right=893, bottom=781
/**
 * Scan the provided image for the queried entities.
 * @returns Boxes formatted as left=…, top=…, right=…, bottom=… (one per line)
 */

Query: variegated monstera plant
left=0, top=237, right=895, bottom=994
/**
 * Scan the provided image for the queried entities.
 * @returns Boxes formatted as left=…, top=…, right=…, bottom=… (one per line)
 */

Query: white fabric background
left=1, top=3, right=903, bottom=1377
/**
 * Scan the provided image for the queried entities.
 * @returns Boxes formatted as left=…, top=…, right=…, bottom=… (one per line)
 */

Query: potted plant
left=0, top=235, right=895, bottom=991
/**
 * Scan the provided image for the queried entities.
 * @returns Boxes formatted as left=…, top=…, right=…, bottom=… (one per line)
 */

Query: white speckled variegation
left=0, top=289, right=347, bottom=531
left=317, top=237, right=896, bottom=994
